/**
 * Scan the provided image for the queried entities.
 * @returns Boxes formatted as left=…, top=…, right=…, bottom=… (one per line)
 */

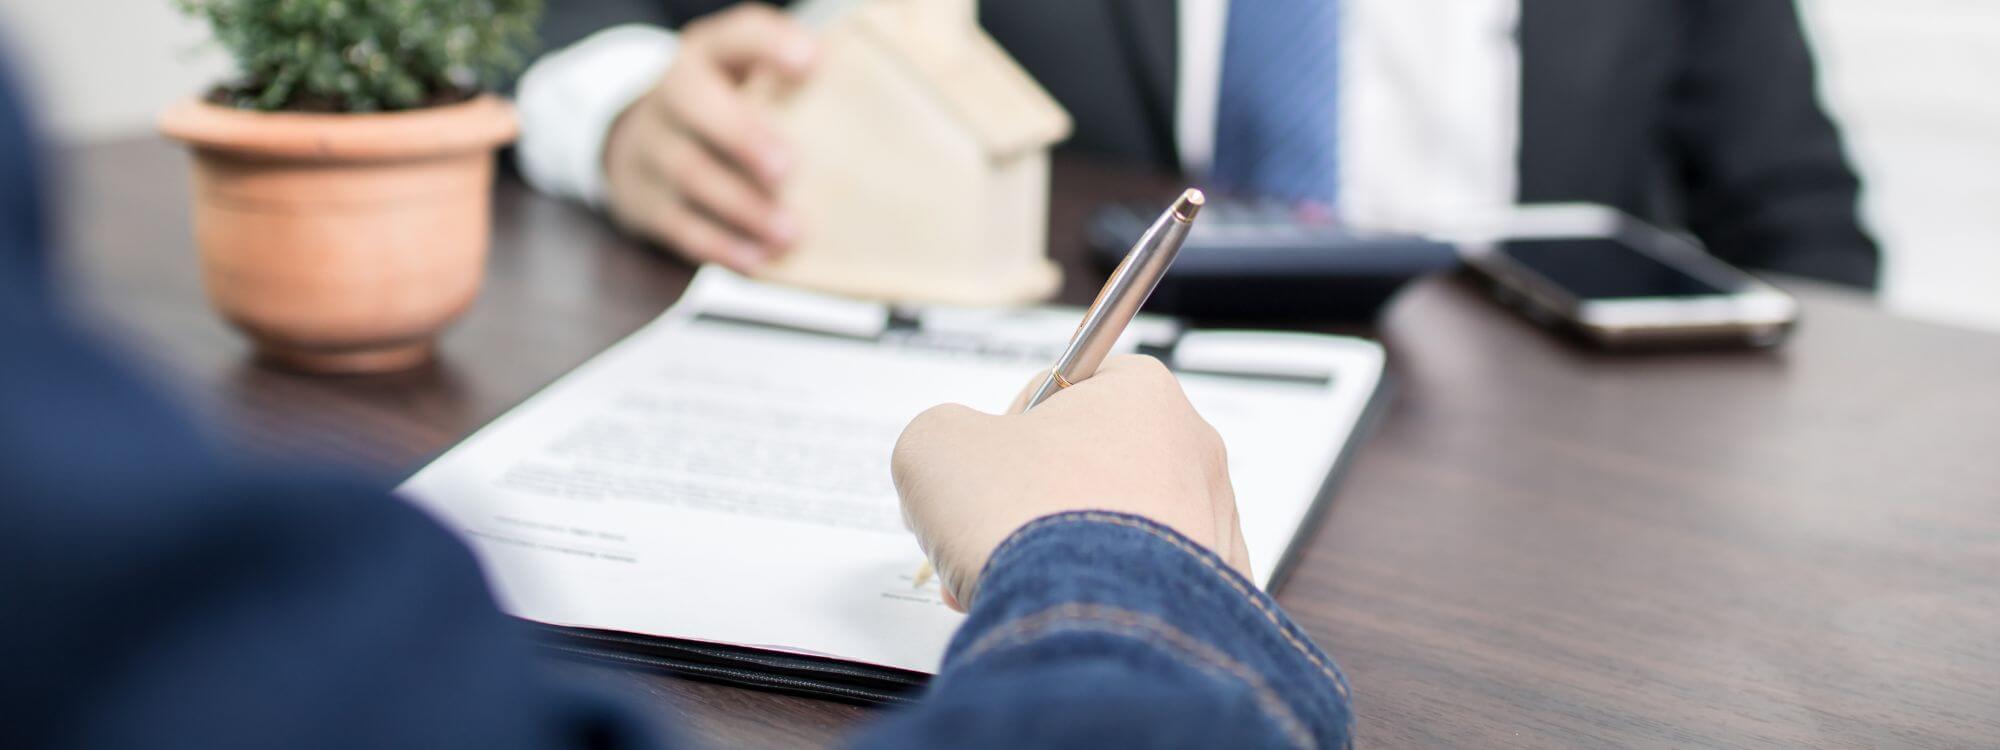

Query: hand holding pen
left=909, top=190, right=1209, bottom=595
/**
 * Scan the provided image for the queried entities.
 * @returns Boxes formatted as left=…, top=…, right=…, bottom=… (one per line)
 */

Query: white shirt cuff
left=514, top=24, right=680, bottom=207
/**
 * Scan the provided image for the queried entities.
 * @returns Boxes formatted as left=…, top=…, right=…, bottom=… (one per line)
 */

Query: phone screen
left=1499, top=238, right=1741, bottom=299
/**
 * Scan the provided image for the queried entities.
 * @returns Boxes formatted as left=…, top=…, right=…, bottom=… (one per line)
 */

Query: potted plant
left=160, top=0, right=540, bottom=373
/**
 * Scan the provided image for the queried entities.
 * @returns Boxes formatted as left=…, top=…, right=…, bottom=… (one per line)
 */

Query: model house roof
left=847, top=0, right=1073, bottom=161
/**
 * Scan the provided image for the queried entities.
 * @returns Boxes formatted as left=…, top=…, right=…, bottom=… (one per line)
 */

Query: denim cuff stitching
left=953, top=602, right=1314, bottom=750
left=984, top=510, right=1349, bottom=700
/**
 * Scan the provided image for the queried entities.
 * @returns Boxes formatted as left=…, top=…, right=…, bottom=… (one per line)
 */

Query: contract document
left=399, top=268, right=1385, bottom=701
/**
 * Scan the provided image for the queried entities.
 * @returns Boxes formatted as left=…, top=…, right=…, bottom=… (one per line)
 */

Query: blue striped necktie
left=1210, top=0, right=1342, bottom=207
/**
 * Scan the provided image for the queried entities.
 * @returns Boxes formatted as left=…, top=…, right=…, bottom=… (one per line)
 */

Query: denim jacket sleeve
left=851, top=511, right=1354, bottom=749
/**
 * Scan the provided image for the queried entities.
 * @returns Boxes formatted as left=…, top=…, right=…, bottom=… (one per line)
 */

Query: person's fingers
left=1196, top=399, right=1249, bottom=579
left=652, top=57, right=790, bottom=188
left=606, top=162, right=677, bottom=239
left=688, top=3, right=818, bottom=79
left=603, top=104, right=684, bottom=222
left=648, top=197, right=768, bottom=273
left=892, top=402, right=985, bottom=494
left=1006, top=369, right=1052, bottom=415
left=656, top=136, right=797, bottom=250
left=1093, top=353, right=1174, bottom=383
left=1012, top=355, right=1172, bottom=413
left=1024, top=355, right=1178, bottom=417
left=892, top=403, right=997, bottom=603
left=1224, top=510, right=1253, bottom=581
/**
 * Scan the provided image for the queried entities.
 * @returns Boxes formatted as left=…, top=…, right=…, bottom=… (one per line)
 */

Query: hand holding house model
left=749, top=0, right=1074, bottom=306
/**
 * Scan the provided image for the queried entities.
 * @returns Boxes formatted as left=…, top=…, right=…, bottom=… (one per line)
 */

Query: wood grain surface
left=55, top=138, right=2000, bottom=749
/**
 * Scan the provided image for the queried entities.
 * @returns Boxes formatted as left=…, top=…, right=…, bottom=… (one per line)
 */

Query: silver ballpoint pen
left=914, top=188, right=1204, bottom=591
left=1021, top=187, right=1204, bottom=411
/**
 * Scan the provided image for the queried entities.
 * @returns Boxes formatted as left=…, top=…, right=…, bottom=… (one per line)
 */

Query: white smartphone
left=1462, top=205, right=1799, bottom=348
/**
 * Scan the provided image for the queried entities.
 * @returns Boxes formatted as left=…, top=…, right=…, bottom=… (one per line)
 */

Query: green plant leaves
left=178, top=0, right=542, bottom=112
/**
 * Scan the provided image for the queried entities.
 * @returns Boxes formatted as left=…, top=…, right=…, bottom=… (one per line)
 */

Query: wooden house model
left=751, top=0, right=1073, bottom=305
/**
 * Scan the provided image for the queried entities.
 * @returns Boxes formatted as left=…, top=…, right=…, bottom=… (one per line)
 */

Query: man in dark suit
left=516, top=0, right=1879, bottom=288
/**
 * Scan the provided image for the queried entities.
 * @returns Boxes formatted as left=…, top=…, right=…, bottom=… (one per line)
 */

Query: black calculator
left=1087, top=197, right=1459, bottom=321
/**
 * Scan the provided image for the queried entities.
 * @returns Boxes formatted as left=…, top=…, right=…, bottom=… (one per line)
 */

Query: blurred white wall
left=1800, top=0, right=2000, bottom=333
left=0, top=0, right=1994, bottom=331
left=0, top=0, right=230, bottom=142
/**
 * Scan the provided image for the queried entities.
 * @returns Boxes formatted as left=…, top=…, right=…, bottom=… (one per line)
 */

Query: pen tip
left=1173, top=188, right=1205, bottom=222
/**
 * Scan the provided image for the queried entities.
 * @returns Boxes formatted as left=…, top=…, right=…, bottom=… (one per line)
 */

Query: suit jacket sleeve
left=536, top=0, right=675, bottom=58
left=534, top=0, right=788, bottom=54
left=1669, top=0, right=1881, bottom=288
left=0, top=293, right=674, bottom=750
left=0, top=58, right=667, bottom=748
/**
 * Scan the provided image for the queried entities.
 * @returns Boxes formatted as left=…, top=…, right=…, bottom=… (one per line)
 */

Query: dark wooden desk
left=58, top=138, right=2000, bottom=748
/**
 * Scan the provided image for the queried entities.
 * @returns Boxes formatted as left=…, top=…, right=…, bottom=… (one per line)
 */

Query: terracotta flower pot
left=159, top=95, right=518, bottom=374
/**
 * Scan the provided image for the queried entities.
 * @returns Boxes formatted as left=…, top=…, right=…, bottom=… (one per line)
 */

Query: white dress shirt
left=514, top=0, right=1520, bottom=235
left=514, top=24, right=679, bottom=207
